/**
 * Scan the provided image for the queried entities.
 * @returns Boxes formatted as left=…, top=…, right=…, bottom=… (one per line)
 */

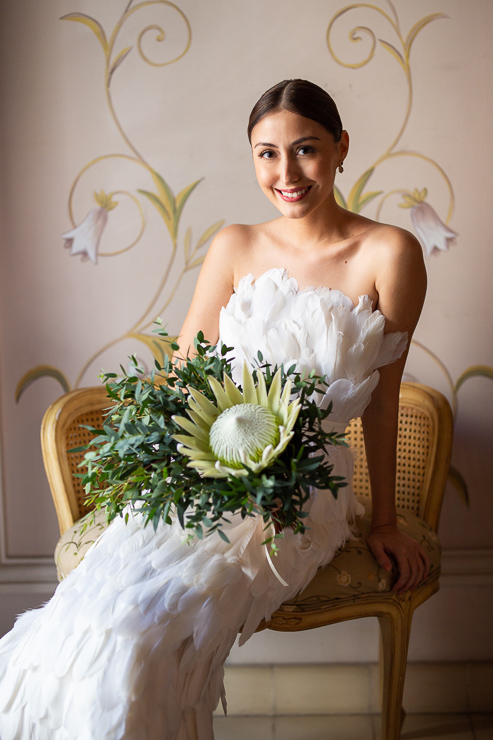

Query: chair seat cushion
left=278, top=498, right=441, bottom=614
left=55, top=499, right=441, bottom=589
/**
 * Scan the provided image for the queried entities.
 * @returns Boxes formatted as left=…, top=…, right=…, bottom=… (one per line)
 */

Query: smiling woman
left=251, top=109, right=348, bottom=216
left=248, top=80, right=348, bottom=217
left=0, top=79, right=427, bottom=740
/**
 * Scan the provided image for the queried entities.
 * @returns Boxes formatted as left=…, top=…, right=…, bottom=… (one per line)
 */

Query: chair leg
left=377, top=605, right=412, bottom=740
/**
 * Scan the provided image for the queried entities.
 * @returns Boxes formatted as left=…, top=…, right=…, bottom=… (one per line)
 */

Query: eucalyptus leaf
left=77, top=329, right=345, bottom=543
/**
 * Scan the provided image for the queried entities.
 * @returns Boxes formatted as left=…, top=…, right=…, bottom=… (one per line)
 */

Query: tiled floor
left=213, top=713, right=493, bottom=740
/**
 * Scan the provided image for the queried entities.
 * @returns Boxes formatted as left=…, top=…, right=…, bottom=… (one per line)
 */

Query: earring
left=338, top=161, right=344, bottom=174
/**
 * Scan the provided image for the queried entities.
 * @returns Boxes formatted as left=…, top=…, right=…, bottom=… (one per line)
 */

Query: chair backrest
left=346, top=383, right=453, bottom=530
left=41, top=386, right=112, bottom=535
left=41, top=382, right=453, bottom=537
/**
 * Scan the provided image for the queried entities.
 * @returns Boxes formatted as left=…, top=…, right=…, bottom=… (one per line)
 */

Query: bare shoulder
left=363, top=222, right=422, bottom=260
left=364, top=223, right=425, bottom=285
left=209, top=220, right=279, bottom=284
left=362, top=222, right=426, bottom=331
left=207, top=223, right=258, bottom=277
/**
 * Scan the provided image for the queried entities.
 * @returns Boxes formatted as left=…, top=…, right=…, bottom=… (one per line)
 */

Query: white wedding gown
left=0, top=268, right=407, bottom=740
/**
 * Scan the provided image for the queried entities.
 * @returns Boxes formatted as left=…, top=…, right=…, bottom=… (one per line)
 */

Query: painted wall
left=1, top=0, right=492, bottom=664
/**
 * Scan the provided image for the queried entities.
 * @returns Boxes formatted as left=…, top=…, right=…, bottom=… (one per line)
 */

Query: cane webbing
left=346, top=404, right=433, bottom=515
left=66, top=409, right=107, bottom=517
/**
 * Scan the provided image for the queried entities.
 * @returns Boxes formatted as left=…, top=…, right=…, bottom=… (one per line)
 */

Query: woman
left=0, top=79, right=428, bottom=740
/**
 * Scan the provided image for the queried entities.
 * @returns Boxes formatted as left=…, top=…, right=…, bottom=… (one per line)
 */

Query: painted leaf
left=379, top=39, right=406, bottom=71
left=195, top=219, right=225, bottom=250
left=355, top=190, right=383, bottom=212
left=333, top=186, right=347, bottom=210
left=151, top=172, right=176, bottom=218
left=138, top=190, right=172, bottom=230
left=184, top=227, right=192, bottom=261
left=16, top=365, right=71, bottom=402
left=454, top=365, right=493, bottom=393
left=447, top=465, right=469, bottom=507
left=174, top=179, right=203, bottom=238
left=405, top=13, right=446, bottom=59
left=187, top=254, right=206, bottom=270
left=347, top=169, right=379, bottom=213
left=108, top=46, right=132, bottom=82
left=128, top=332, right=174, bottom=364
left=60, top=13, right=108, bottom=53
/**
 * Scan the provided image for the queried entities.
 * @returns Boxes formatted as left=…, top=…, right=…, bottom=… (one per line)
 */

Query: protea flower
left=62, top=190, right=117, bottom=264
left=400, top=188, right=457, bottom=257
left=173, top=363, right=301, bottom=478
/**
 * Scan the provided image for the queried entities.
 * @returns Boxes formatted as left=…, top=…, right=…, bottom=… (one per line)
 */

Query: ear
left=339, top=130, right=349, bottom=161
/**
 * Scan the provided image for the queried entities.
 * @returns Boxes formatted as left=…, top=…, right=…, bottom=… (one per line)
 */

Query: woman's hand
left=368, top=525, right=430, bottom=593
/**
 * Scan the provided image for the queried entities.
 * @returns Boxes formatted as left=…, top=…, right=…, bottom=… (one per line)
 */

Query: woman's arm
left=362, top=227, right=428, bottom=593
left=175, top=225, right=241, bottom=358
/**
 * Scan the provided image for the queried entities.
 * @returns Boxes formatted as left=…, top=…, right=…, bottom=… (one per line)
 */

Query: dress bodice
left=219, top=267, right=408, bottom=428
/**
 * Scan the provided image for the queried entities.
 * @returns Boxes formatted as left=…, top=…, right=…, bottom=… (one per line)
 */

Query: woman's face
left=250, top=108, right=348, bottom=220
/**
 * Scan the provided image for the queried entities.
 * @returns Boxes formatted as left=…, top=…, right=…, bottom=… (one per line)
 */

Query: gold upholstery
left=41, top=382, right=453, bottom=740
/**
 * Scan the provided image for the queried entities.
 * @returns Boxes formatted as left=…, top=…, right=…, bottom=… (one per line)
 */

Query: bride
left=0, top=79, right=428, bottom=740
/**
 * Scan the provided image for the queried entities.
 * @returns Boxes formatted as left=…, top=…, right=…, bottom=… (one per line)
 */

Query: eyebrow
left=253, top=136, right=321, bottom=149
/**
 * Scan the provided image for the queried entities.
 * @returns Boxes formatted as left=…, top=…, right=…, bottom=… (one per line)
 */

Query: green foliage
left=76, top=330, right=346, bottom=545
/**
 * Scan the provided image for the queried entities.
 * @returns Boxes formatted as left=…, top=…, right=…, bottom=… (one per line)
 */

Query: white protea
left=172, top=362, right=300, bottom=478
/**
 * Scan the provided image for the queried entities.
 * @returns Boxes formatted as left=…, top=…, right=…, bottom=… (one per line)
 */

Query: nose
left=280, top=154, right=300, bottom=185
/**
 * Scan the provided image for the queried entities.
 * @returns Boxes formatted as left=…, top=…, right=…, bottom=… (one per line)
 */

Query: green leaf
left=355, top=190, right=384, bottom=212
left=60, top=13, right=108, bottom=53
left=183, top=227, right=192, bottom=261
left=333, top=185, right=347, bottom=209
left=128, top=332, right=175, bottom=364
left=16, top=365, right=71, bottom=402
left=455, top=365, right=493, bottom=393
left=195, top=220, right=225, bottom=250
left=174, top=179, right=202, bottom=239
left=347, top=168, right=380, bottom=213
left=187, top=254, right=206, bottom=270
left=150, top=171, right=176, bottom=218
left=138, top=189, right=172, bottom=230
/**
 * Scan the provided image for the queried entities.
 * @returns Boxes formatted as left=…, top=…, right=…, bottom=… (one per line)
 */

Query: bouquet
left=78, top=329, right=346, bottom=546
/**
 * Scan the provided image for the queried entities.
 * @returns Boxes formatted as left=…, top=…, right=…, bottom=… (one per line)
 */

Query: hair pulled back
left=247, top=79, right=343, bottom=144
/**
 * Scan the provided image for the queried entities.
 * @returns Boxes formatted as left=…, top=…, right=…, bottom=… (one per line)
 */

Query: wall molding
left=0, top=548, right=491, bottom=590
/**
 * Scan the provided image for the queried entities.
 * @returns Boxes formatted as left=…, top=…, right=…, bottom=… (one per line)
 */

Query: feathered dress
left=0, top=267, right=407, bottom=740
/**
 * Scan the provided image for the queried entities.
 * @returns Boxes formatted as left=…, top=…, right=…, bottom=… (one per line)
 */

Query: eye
left=297, top=145, right=315, bottom=156
left=258, top=149, right=276, bottom=159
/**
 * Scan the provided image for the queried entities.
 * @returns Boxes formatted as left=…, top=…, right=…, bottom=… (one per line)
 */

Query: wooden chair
left=41, top=382, right=453, bottom=740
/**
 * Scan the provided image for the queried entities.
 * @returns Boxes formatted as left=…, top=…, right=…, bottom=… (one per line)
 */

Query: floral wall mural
left=0, top=0, right=492, bottom=662
left=323, top=1, right=493, bottom=505
left=16, top=1, right=224, bottom=395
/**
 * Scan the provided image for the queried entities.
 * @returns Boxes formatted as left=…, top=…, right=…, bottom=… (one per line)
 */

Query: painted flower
left=400, top=188, right=457, bottom=257
left=336, top=571, right=351, bottom=587
left=173, top=362, right=301, bottom=478
left=62, top=190, right=117, bottom=264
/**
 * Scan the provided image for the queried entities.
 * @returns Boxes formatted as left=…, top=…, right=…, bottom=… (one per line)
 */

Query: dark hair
left=247, top=79, right=343, bottom=143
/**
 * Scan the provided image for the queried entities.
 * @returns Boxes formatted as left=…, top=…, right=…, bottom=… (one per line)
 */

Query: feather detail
left=0, top=266, right=403, bottom=739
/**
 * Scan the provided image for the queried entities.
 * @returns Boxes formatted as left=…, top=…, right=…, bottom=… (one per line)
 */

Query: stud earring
left=338, top=161, right=344, bottom=174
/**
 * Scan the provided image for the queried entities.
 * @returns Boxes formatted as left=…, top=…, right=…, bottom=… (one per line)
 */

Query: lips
left=275, top=186, right=312, bottom=203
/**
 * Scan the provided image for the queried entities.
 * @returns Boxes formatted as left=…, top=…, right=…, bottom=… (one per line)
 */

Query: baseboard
left=217, top=662, right=493, bottom=716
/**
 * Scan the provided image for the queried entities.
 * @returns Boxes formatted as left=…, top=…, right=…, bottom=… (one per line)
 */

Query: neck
left=279, top=200, right=349, bottom=250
